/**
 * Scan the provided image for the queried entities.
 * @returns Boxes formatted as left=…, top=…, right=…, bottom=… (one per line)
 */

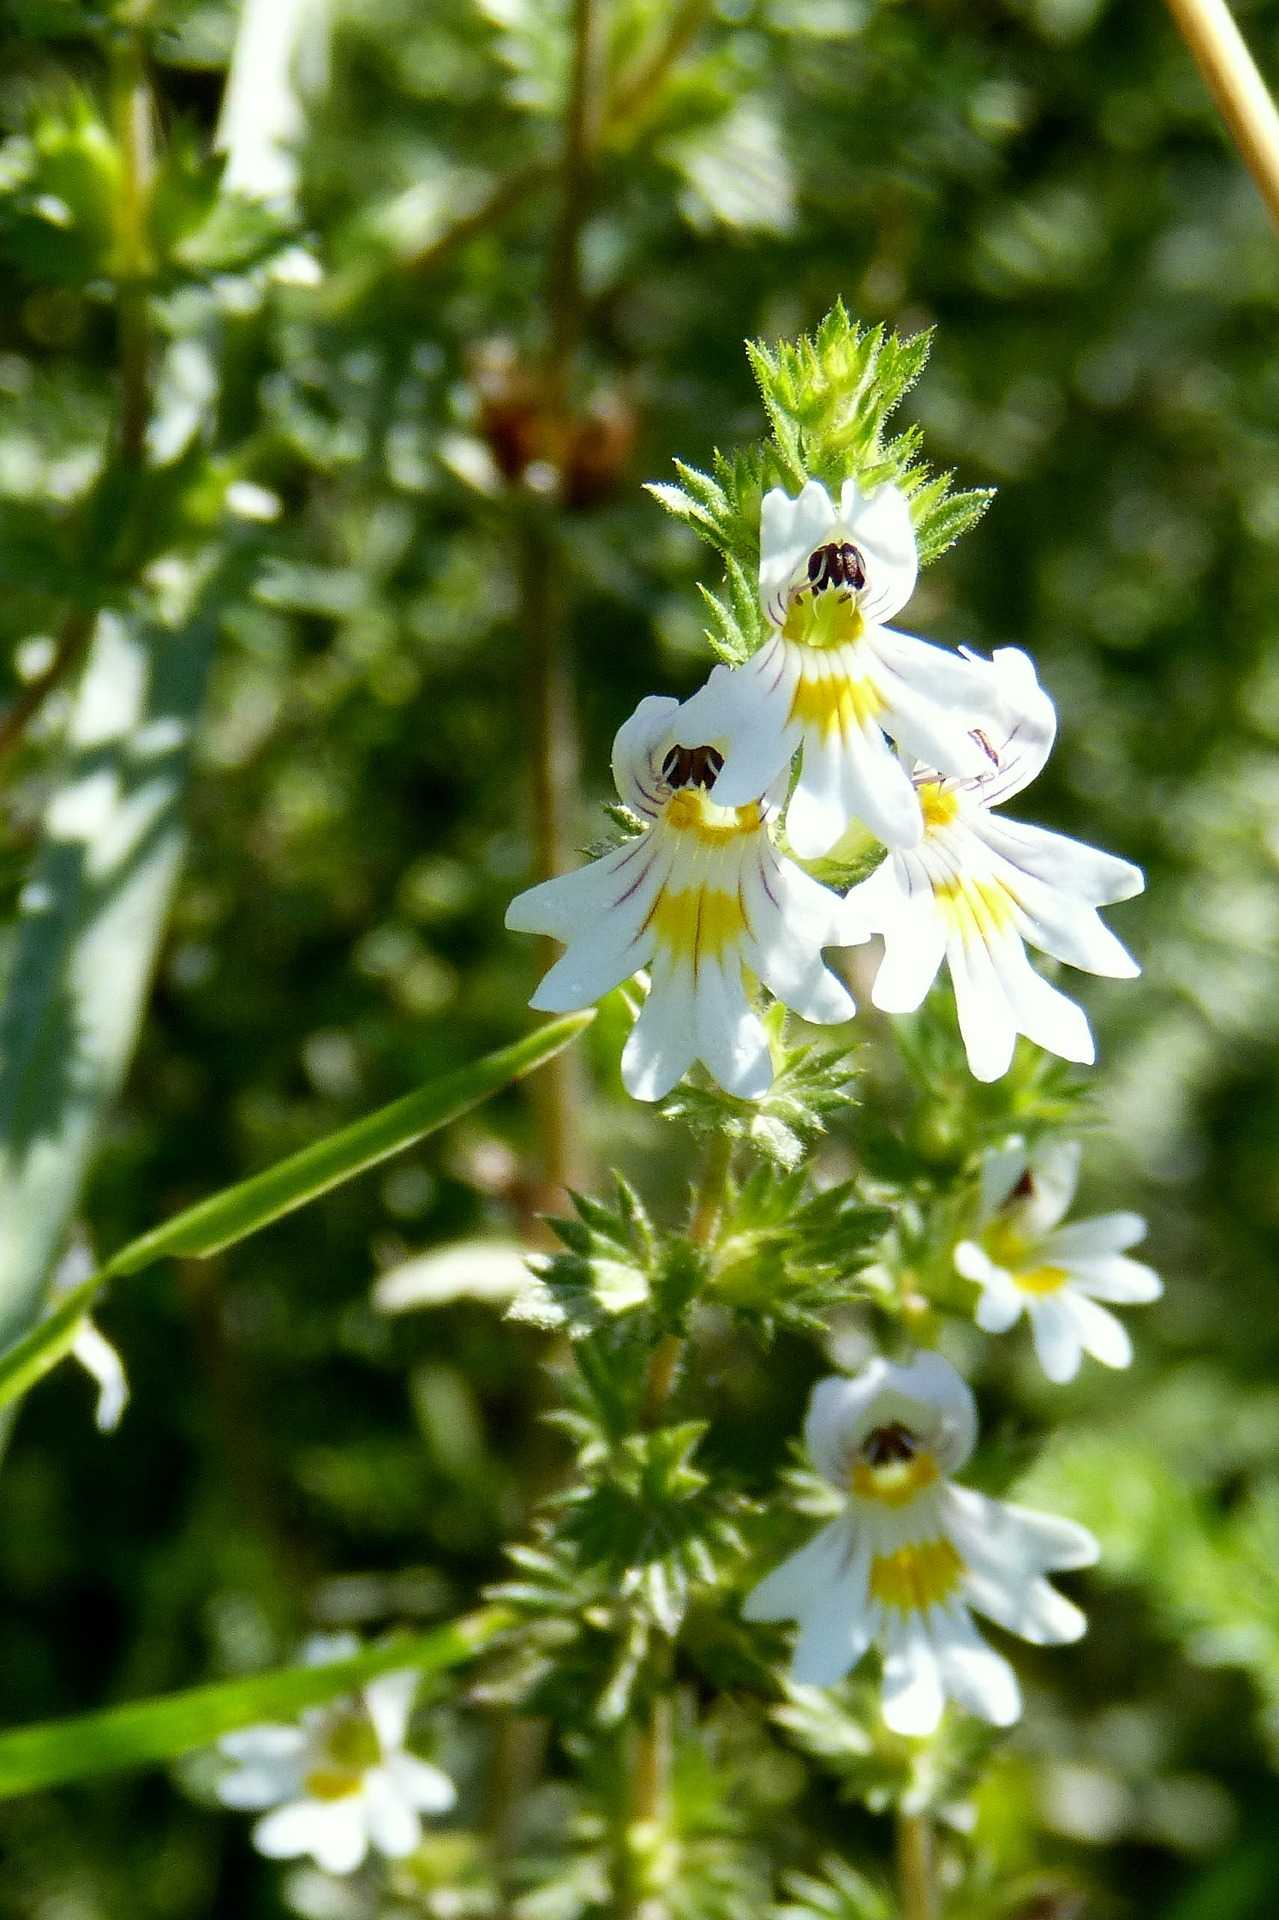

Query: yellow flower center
left=869, top=1538, right=963, bottom=1613
left=650, top=886, right=747, bottom=965
left=665, top=787, right=760, bottom=842
left=789, top=671, right=884, bottom=739
left=851, top=1451, right=940, bottom=1507
left=303, top=1708, right=381, bottom=1800
left=782, top=587, right=865, bottom=651
left=933, top=874, right=1015, bottom=938
left=917, top=781, right=960, bottom=830
left=1013, top=1264, right=1068, bottom=1296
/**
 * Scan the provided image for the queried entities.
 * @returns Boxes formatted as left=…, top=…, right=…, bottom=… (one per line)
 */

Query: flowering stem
left=896, top=1811, right=937, bottom=1920
left=642, top=1130, right=732, bottom=1423
left=1163, top=0, right=1279, bottom=229
left=621, top=1132, right=733, bottom=1914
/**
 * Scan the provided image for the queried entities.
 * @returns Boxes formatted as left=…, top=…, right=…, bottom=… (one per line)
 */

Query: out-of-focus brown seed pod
left=561, top=392, right=637, bottom=511
left=469, top=339, right=636, bottom=509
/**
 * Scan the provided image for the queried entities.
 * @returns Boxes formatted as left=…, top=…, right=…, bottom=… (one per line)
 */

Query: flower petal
left=1020, top=1137, right=1082, bottom=1234
left=506, top=834, right=661, bottom=944
left=759, top=480, right=839, bottom=622
left=364, top=1669, right=417, bottom=1751
left=674, top=647, right=798, bottom=809
left=978, top=814, right=1143, bottom=908
left=743, top=1516, right=854, bottom=1623
left=387, top=1752, right=458, bottom=1815
left=743, top=853, right=858, bottom=1024
left=862, top=859, right=947, bottom=1014
left=946, top=926, right=1018, bottom=1084
left=805, top=1355, right=978, bottom=1483
left=620, top=956, right=698, bottom=1102
left=693, top=952, right=774, bottom=1098
left=1064, top=1254, right=1162, bottom=1303
left=933, top=1605, right=1022, bottom=1727
left=1042, top=1213, right=1148, bottom=1259
left=871, top=629, right=1015, bottom=782
left=953, top=647, right=1057, bottom=806
left=611, top=695, right=680, bottom=815
left=217, top=1761, right=300, bottom=1810
left=1067, top=1293, right=1134, bottom=1370
left=254, top=1798, right=368, bottom=1874
left=994, top=945, right=1096, bottom=1068
left=973, top=1282, right=1025, bottom=1336
left=1026, top=1294, right=1085, bottom=1382
left=880, top=1613, right=946, bottom=1737
left=220, top=1725, right=307, bottom=1763
left=836, top=479, right=918, bottom=625
left=364, top=1770, right=423, bottom=1859
left=977, top=1141, right=1030, bottom=1218
left=946, top=1485, right=1099, bottom=1574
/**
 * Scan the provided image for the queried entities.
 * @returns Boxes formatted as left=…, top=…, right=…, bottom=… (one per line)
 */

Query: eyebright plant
left=224, top=307, right=1152, bottom=1909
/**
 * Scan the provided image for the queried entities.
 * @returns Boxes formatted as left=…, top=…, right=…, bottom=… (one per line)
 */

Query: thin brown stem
left=406, top=161, right=554, bottom=276
left=0, top=609, right=96, bottom=762
left=1164, top=0, right=1279, bottom=229
left=520, top=514, right=587, bottom=1199
left=896, top=1811, right=937, bottom=1920
left=110, top=34, right=155, bottom=466
left=547, top=0, right=601, bottom=394
left=604, top=0, right=710, bottom=136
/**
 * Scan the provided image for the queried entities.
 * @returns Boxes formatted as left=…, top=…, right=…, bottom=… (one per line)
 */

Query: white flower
left=506, top=693, right=864, bottom=1103
left=954, top=1138, right=1162, bottom=1383
left=216, top=1644, right=455, bottom=1875
left=842, top=648, right=1143, bottom=1082
left=678, top=478, right=1016, bottom=856
left=216, top=0, right=331, bottom=205
left=744, top=1353, right=1098, bottom=1736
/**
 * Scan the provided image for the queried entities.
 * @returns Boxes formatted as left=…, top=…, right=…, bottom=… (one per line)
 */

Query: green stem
left=896, top=1811, right=937, bottom=1920
left=622, top=1133, right=733, bottom=1916
left=521, top=513, right=586, bottom=1199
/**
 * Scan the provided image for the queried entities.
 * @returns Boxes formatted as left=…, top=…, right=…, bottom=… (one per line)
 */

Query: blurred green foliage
left=1, top=0, right=1278, bottom=1915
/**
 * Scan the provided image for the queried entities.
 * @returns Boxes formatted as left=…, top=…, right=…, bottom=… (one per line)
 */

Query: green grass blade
left=0, top=1607, right=510, bottom=1800
left=0, top=1013, right=592, bottom=1418
left=104, top=1011, right=593, bottom=1273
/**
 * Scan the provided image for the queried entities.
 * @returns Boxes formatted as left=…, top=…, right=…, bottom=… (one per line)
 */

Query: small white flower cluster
left=215, top=1637, right=456, bottom=1875
left=507, top=472, right=1158, bottom=1739
left=745, top=1144, right=1162, bottom=1733
left=508, top=477, right=1142, bottom=1100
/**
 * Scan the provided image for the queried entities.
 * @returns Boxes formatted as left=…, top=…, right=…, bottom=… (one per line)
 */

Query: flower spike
left=744, top=1354, right=1098, bottom=1736
left=678, top=478, right=1020, bottom=856
left=955, top=1138, right=1162, bottom=1382
left=842, top=648, right=1143, bottom=1082
left=506, top=692, right=866, bottom=1103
